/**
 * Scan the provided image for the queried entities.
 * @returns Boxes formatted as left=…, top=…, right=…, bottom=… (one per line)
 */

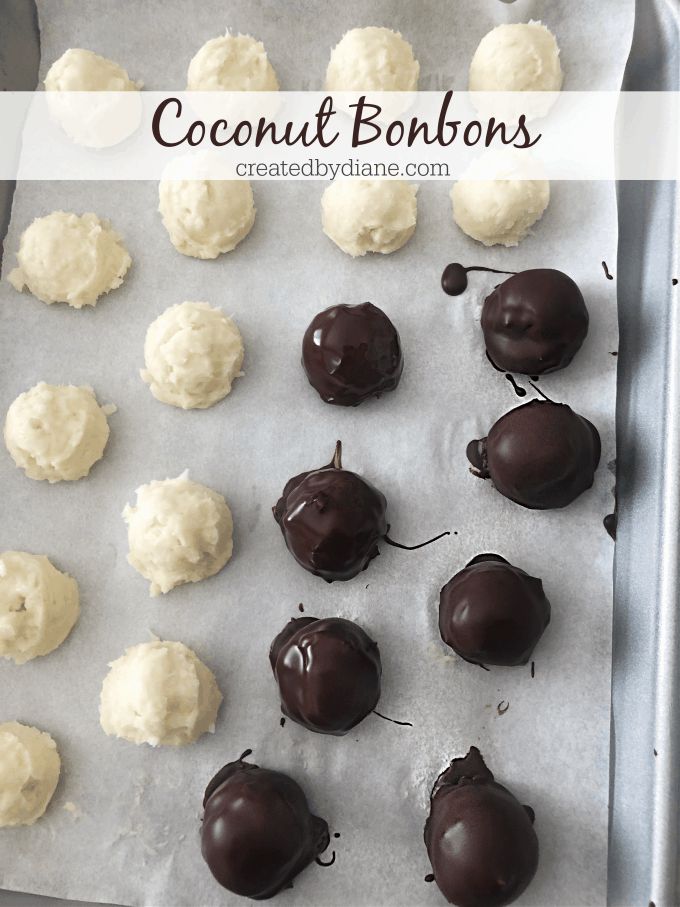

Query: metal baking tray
left=0, top=1, right=678, bottom=905
left=609, top=1, right=680, bottom=905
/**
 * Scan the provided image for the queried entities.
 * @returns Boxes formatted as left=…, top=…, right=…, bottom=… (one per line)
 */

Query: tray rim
left=609, top=1, right=680, bottom=905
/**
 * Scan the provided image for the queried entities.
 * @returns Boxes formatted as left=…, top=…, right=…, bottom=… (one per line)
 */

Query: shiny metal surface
left=609, top=3, right=680, bottom=906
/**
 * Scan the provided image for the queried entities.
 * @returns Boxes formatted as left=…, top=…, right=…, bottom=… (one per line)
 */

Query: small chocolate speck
left=531, top=661, right=535, bottom=678
left=425, top=873, right=435, bottom=883
left=298, top=602, right=304, bottom=612
left=497, top=700, right=510, bottom=715
left=602, top=261, right=614, bottom=280
left=654, top=749, right=658, bottom=757
left=672, top=279, right=678, bottom=286
left=279, top=717, right=286, bottom=727
left=333, top=832, right=341, bottom=839
left=610, top=351, right=618, bottom=357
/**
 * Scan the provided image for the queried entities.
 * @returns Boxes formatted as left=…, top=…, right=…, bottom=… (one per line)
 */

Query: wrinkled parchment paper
left=0, top=1, right=634, bottom=904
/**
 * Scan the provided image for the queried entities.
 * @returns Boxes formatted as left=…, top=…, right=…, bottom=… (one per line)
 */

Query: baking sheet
left=0, top=1, right=634, bottom=905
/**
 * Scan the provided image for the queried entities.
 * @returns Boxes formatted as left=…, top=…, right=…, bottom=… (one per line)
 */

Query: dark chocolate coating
left=424, top=747, right=538, bottom=907
left=302, top=302, right=403, bottom=406
left=201, top=755, right=329, bottom=900
left=439, top=554, right=550, bottom=667
left=273, top=447, right=388, bottom=582
left=481, top=269, right=588, bottom=375
left=467, top=400, right=601, bottom=509
left=270, top=616, right=381, bottom=735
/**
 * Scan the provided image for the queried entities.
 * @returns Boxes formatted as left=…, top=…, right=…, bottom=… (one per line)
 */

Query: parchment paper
left=0, top=1, right=634, bottom=905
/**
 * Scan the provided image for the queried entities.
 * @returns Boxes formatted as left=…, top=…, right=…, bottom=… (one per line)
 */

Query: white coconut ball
left=44, top=49, right=141, bottom=148
left=0, top=722, right=61, bottom=826
left=141, top=302, right=244, bottom=410
left=123, top=472, right=233, bottom=597
left=326, top=27, right=419, bottom=91
left=45, top=48, right=140, bottom=91
left=469, top=21, right=563, bottom=93
left=4, top=383, right=112, bottom=483
left=158, top=173, right=255, bottom=259
left=0, top=552, right=79, bottom=664
left=451, top=152, right=550, bottom=247
left=99, top=640, right=223, bottom=747
left=187, top=31, right=279, bottom=91
left=8, top=212, right=131, bottom=308
left=322, top=180, right=417, bottom=257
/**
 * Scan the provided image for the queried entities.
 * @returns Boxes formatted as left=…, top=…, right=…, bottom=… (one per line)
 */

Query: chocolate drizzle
left=424, top=747, right=539, bottom=907
left=441, top=262, right=517, bottom=297
left=372, top=709, right=413, bottom=728
left=505, top=373, right=527, bottom=397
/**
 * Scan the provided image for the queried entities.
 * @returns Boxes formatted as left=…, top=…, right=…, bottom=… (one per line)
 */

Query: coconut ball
left=0, top=552, right=79, bottom=665
left=326, top=27, right=419, bottom=91
left=0, top=722, right=61, bottom=826
left=123, top=472, right=233, bottom=597
left=4, top=383, right=112, bottom=483
left=99, top=640, right=223, bottom=747
left=44, top=48, right=140, bottom=91
left=141, top=302, right=244, bottom=410
left=8, top=212, right=131, bottom=308
left=322, top=180, right=417, bottom=257
left=451, top=152, right=550, bottom=247
left=44, top=49, right=141, bottom=148
left=469, top=21, right=563, bottom=93
left=187, top=31, right=279, bottom=91
left=158, top=170, right=255, bottom=259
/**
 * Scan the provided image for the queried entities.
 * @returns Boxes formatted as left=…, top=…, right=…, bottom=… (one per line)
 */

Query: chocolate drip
left=441, top=262, right=517, bottom=297
left=604, top=512, right=617, bottom=540
left=505, top=373, right=527, bottom=397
